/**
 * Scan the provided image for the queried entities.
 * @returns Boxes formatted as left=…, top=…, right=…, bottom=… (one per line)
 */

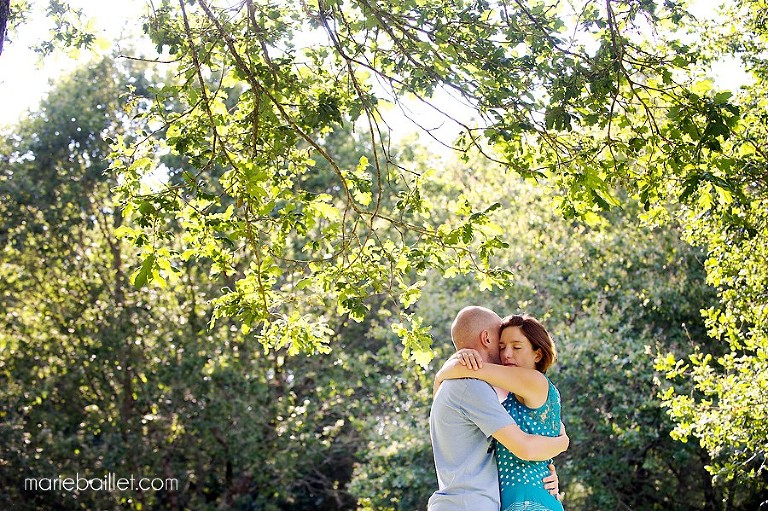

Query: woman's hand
left=451, top=348, right=484, bottom=370
left=543, top=463, right=564, bottom=500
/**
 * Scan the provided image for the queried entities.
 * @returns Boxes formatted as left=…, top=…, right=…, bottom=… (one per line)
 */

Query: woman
left=435, top=314, right=565, bottom=511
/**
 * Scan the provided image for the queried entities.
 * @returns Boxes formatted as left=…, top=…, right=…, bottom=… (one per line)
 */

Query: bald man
left=427, top=306, right=567, bottom=511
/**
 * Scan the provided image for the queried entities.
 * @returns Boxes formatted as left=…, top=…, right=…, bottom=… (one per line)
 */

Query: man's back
left=428, top=378, right=515, bottom=511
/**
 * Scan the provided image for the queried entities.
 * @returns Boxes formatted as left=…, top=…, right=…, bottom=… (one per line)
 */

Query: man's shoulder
left=437, top=378, right=495, bottom=399
left=445, top=377, right=494, bottom=389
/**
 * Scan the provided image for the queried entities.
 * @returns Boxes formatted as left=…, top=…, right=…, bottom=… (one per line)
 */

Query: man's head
left=450, top=306, right=503, bottom=364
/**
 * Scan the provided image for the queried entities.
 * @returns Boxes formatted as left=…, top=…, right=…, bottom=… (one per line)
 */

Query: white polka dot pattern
left=495, top=378, right=564, bottom=511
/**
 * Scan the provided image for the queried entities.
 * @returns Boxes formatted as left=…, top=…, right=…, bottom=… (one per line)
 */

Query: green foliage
left=645, top=0, right=768, bottom=493
left=656, top=184, right=768, bottom=498
left=114, top=0, right=658, bottom=361
left=33, top=0, right=96, bottom=56
left=407, top=155, right=734, bottom=510
left=4, top=52, right=768, bottom=509
left=5, top=0, right=768, bottom=507
left=2, top=0, right=97, bottom=57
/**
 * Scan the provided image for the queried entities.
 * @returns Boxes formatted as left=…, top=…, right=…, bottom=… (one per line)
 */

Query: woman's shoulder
left=544, top=375, right=561, bottom=394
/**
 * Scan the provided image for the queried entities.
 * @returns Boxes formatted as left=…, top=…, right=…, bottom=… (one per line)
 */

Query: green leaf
left=131, top=254, right=156, bottom=288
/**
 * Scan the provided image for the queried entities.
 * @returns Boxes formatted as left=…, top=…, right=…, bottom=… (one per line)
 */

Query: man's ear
left=481, top=330, right=491, bottom=347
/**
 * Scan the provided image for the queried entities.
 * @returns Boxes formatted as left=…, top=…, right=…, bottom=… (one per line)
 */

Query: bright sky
left=0, top=0, right=147, bottom=127
left=0, top=0, right=749, bottom=134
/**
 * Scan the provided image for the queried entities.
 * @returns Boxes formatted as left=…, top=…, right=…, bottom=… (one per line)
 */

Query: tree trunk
left=0, top=0, right=10, bottom=56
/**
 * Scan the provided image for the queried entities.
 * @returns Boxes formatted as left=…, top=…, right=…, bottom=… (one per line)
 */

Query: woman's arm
left=435, top=356, right=549, bottom=407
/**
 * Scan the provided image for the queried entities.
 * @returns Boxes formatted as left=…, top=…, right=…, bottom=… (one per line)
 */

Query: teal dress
left=496, top=377, right=564, bottom=511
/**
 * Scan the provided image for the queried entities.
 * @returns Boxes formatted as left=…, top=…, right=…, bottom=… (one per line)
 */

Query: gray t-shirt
left=428, top=378, right=517, bottom=511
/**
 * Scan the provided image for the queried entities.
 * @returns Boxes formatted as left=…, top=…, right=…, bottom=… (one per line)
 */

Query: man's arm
left=492, top=422, right=569, bottom=461
left=452, top=378, right=568, bottom=463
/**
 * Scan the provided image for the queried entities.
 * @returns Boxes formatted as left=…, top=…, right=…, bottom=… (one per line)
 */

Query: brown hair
left=500, top=314, right=557, bottom=373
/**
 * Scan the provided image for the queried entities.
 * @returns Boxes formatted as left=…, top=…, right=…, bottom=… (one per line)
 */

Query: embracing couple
left=428, top=306, right=568, bottom=511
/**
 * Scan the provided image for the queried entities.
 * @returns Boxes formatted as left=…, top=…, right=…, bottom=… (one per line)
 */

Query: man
left=428, top=306, right=567, bottom=510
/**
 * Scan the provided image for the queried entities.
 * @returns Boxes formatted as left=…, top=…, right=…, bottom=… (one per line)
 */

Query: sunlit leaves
left=113, top=0, right=518, bottom=359
left=131, top=252, right=156, bottom=288
left=103, top=0, right=768, bottom=492
left=652, top=26, right=768, bottom=485
left=391, top=314, right=433, bottom=368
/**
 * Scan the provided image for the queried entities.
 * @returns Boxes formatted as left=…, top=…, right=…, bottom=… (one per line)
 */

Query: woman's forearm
left=472, top=364, right=543, bottom=394
left=438, top=361, right=545, bottom=398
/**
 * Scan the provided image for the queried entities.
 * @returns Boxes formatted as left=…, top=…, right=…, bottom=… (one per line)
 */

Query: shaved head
left=450, top=306, right=502, bottom=355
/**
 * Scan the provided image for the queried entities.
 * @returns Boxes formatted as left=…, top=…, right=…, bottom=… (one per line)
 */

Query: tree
left=4, top=47, right=767, bottom=508
left=106, top=0, right=768, bottom=491
left=400, top=153, right=737, bottom=509
left=0, top=0, right=97, bottom=57
left=0, top=0, right=9, bottom=55
left=10, top=0, right=766, bottom=494
left=0, top=61, right=448, bottom=510
left=650, top=0, right=768, bottom=495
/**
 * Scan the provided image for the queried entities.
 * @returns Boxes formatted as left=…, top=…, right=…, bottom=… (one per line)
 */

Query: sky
left=0, top=0, right=147, bottom=126
left=0, top=0, right=748, bottom=136
left=0, top=0, right=476, bottom=151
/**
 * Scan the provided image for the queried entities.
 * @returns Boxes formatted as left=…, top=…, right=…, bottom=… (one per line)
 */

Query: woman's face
left=499, top=326, right=542, bottom=370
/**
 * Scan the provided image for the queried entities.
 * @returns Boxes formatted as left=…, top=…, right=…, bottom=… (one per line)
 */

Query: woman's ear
left=534, top=348, right=543, bottom=362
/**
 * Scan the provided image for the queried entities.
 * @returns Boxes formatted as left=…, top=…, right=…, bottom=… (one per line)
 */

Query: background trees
left=2, top=0, right=768, bottom=509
